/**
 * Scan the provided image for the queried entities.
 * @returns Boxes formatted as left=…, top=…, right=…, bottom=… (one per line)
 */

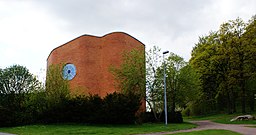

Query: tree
left=178, top=64, right=201, bottom=110
left=0, top=68, right=3, bottom=93
left=0, top=65, right=42, bottom=126
left=243, top=16, right=256, bottom=112
left=111, top=49, right=146, bottom=98
left=145, top=47, right=200, bottom=120
left=165, top=53, right=186, bottom=114
left=0, top=65, right=42, bottom=110
left=190, top=16, right=256, bottom=114
left=220, top=18, right=248, bottom=113
left=145, top=46, right=164, bottom=121
left=0, top=65, right=41, bottom=94
left=45, top=64, right=70, bottom=107
left=164, top=53, right=200, bottom=114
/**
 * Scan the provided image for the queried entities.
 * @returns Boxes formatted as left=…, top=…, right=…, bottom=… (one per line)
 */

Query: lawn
left=1, top=113, right=255, bottom=135
left=0, top=123, right=196, bottom=135
left=170, top=129, right=241, bottom=135
left=184, top=113, right=256, bottom=124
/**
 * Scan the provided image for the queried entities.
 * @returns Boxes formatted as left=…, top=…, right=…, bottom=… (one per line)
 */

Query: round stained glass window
left=62, top=63, right=76, bottom=80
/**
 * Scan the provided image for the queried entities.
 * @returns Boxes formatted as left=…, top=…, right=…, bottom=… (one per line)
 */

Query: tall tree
left=190, top=32, right=220, bottom=113
left=110, top=49, right=146, bottom=98
left=146, top=47, right=200, bottom=119
left=243, top=16, right=256, bottom=111
left=45, top=64, right=70, bottom=107
left=0, top=65, right=41, bottom=94
left=178, top=64, right=201, bottom=109
left=164, top=53, right=188, bottom=114
left=146, top=46, right=164, bottom=121
left=0, top=65, right=42, bottom=123
left=191, top=16, right=256, bottom=114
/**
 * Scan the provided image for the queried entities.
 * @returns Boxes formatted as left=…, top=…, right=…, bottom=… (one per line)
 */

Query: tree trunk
left=146, top=100, right=160, bottom=122
left=241, top=79, right=246, bottom=114
left=172, top=95, right=175, bottom=114
left=233, top=98, right=237, bottom=113
left=230, top=88, right=236, bottom=113
left=227, top=92, right=231, bottom=114
left=172, top=75, right=176, bottom=114
left=250, top=92, right=255, bottom=112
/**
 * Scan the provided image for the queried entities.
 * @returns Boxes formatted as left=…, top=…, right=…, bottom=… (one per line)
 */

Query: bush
left=0, top=64, right=143, bottom=126
left=159, top=111, right=183, bottom=123
left=102, top=92, right=141, bottom=124
left=37, top=92, right=141, bottom=125
left=0, top=65, right=42, bottom=127
left=168, top=111, right=183, bottom=123
left=142, top=112, right=161, bottom=123
left=82, top=95, right=103, bottom=124
left=35, top=64, right=142, bottom=125
left=0, top=92, right=142, bottom=126
left=0, top=106, right=14, bottom=127
left=0, top=93, right=34, bottom=127
left=64, top=95, right=91, bottom=123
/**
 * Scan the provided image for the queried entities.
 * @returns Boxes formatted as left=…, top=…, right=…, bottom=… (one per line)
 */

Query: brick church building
left=47, top=32, right=145, bottom=98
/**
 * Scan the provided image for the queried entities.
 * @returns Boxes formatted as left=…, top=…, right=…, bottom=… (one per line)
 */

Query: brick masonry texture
left=47, top=32, right=145, bottom=98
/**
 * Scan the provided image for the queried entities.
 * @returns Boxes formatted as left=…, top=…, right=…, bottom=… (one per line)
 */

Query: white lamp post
left=163, top=50, right=169, bottom=125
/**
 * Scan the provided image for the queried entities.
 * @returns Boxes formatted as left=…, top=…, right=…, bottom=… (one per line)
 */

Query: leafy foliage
left=103, top=92, right=141, bottom=124
left=111, top=49, right=146, bottom=98
left=40, top=92, right=141, bottom=124
left=145, top=47, right=200, bottom=121
left=163, top=53, right=200, bottom=120
left=0, top=65, right=41, bottom=94
left=0, top=65, right=42, bottom=126
left=0, top=64, right=142, bottom=126
left=190, top=16, right=256, bottom=114
left=45, top=64, right=70, bottom=107
left=146, top=46, right=164, bottom=121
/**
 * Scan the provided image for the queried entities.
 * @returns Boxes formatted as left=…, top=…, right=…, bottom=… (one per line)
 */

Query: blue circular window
left=62, top=63, right=76, bottom=80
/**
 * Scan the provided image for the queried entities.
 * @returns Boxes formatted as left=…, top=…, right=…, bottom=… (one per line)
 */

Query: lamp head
left=163, top=51, right=169, bottom=54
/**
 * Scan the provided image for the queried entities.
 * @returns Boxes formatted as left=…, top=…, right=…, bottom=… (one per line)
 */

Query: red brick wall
left=47, top=32, right=145, bottom=98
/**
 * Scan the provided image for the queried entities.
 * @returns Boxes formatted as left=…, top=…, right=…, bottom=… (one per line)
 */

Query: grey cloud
left=33, top=0, right=211, bottom=34
left=31, top=0, right=256, bottom=60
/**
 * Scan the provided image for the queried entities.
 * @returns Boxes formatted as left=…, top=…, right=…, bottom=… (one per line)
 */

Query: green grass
left=1, top=113, right=255, bottom=135
left=170, top=129, right=241, bottom=135
left=0, top=123, right=196, bottom=135
left=184, top=113, right=256, bottom=124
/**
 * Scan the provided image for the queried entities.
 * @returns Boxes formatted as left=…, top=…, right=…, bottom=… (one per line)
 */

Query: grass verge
left=184, top=113, right=256, bottom=124
left=0, top=122, right=196, bottom=135
left=170, top=129, right=241, bottom=135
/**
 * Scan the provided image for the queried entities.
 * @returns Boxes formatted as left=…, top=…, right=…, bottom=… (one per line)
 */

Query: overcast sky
left=0, top=0, right=256, bottom=80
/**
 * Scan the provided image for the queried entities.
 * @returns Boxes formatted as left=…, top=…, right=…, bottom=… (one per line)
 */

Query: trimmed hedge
left=0, top=92, right=142, bottom=127
left=39, top=92, right=141, bottom=124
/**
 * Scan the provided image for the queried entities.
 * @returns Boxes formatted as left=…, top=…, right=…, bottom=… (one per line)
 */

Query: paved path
left=0, top=133, right=15, bottom=135
left=135, top=120, right=256, bottom=135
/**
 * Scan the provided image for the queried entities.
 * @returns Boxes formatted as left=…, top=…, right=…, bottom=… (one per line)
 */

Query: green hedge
left=0, top=92, right=142, bottom=127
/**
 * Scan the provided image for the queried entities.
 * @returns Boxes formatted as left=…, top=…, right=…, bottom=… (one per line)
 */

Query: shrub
left=103, top=92, right=141, bottom=124
left=37, top=92, right=141, bottom=125
left=168, top=111, right=183, bottom=123
left=37, top=64, right=70, bottom=123
left=0, top=105, right=15, bottom=127
left=142, top=112, right=161, bottom=123
left=0, top=64, right=143, bottom=126
left=0, top=65, right=42, bottom=126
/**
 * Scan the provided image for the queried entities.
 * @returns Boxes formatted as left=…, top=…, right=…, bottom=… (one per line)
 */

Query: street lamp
left=163, top=50, right=169, bottom=125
